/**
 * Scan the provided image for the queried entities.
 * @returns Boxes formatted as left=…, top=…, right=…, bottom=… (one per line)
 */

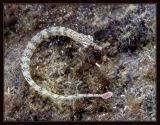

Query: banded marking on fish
left=21, top=26, right=112, bottom=100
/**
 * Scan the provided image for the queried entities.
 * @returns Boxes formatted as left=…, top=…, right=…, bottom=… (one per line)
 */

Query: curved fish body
left=21, top=26, right=112, bottom=100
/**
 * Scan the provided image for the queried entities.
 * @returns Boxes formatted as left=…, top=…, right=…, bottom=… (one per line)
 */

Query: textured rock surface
left=4, top=4, right=156, bottom=121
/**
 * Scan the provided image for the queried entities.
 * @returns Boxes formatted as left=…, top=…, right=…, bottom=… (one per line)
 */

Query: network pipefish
left=21, top=26, right=113, bottom=100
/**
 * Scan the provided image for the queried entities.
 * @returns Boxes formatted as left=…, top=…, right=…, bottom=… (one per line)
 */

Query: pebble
left=113, top=106, right=116, bottom=109
left=120, top=94, right=125, bottom=98
left=124, top=106, right=129, bottom=111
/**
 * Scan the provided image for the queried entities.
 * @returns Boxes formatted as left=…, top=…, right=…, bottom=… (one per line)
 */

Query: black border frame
left=1, top=1, right=159, bottom=125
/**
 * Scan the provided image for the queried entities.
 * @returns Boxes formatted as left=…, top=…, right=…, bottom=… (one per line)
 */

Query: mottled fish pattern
left=21, top=26, right=112, bottom=100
